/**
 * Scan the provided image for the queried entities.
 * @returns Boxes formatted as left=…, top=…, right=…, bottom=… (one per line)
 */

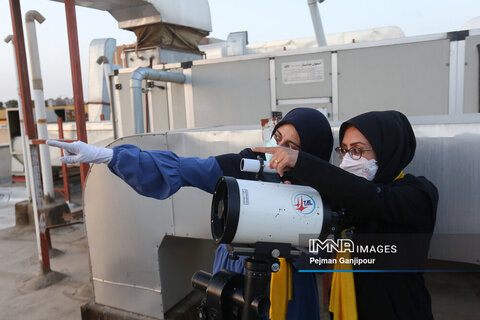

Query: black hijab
left=272, top=108, right=333, bottom=161
left=339, top=110, right=416, bottom=184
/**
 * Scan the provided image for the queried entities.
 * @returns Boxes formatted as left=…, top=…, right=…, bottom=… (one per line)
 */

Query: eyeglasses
left=273, top=132, right=301, bottom=151
left=335, top=147, right=373, bottom=160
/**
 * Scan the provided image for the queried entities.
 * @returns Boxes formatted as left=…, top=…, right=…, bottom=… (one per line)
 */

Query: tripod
left=192, top=242, right=300, bottom=320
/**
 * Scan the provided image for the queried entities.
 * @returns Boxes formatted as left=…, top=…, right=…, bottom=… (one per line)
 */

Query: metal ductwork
left=130, top=68, right=185, bottom=133
left=51, top=0, right=212, bottom=50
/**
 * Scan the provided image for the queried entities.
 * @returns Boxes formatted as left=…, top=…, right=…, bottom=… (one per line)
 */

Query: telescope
left=192, top=167, right=349, bottom=319
left=192, top=158, right=352, bottom=319
left=211, top=176, right=334, bottom=246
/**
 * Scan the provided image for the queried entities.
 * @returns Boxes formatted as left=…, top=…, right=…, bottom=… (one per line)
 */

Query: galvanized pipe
left=307, top=0, right=327, bottom=47
left=25, top=10, right=55, bottom=200
left=5, top=34, right=32, bottom=201
left=130, top=68, right=185, bottom=133
left=9, top=0, right=51, bottom=274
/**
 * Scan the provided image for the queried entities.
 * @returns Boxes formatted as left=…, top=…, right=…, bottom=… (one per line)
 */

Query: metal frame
left=169, top=33, right=449, bottom=69
left=277, top=97, right=330, bottom=105
left=269, top=58, right=277, bottom=112
left=166, top=82, right=175, bottom=130
left=448, top=40, right=467, bottom=115
left=331, top=52, right=339, bottom=122
left=455, top=40, right=466, bottom=115
left=183, top=68, right=195, bottom=128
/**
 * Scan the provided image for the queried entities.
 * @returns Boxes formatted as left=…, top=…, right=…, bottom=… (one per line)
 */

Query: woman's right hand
left=46, top=140, right=113, bottom=164
left=252, top=146, right=299, bottom=177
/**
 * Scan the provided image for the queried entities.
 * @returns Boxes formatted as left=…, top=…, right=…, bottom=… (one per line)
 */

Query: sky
left=0, top=0, right=479, bottom=103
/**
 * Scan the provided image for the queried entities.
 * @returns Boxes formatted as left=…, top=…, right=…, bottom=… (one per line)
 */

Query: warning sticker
left=241, top=189, right=250, bottom=206
left=281, top=59, right=325, bottom=84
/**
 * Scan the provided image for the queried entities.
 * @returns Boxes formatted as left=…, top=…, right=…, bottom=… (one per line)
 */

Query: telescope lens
left=217, top=199, right=225, bottom=220
left=211, top=177, right=240, bottom=244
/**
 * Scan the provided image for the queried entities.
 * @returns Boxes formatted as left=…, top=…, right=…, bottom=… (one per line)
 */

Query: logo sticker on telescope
left=292, top=193, right=316, bottom=215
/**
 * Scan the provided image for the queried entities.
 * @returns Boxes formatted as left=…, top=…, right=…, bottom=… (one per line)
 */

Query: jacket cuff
left=107, top=146, right=120, bottom=172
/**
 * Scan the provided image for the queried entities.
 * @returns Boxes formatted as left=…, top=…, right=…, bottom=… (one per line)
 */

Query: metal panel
left=124, top=47, right=203, bottom=68
left=191, top=59, right=271, bottom=126
left=85, top=134, right=172, bottom=318
left=158, top=237, right=215, bottom=311
left=337, top=40, right=450, bottom=120
left=148, top=81, right=169, bottom=132
left=52, top=0, right=212, bottom=32
left=166, top=127, right=262, bottom=238
left=0, top=144, right=11, bottom=184
left=463, top=34, right=480, bottom=113
left=171, top=82, right=187, bottom=129
left=275, top=52, right=332, bottom=100
left=406, top=122, right=480, bottom=265
left=113, top=71, right=137, bottom=137
left=84, top=127, right=262, bottom=318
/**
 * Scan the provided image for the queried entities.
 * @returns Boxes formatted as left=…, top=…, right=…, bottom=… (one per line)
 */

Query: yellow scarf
left=329, top=171, right=404, bottom=319
left=395, top=171, right=405, bottom=181
left=269, top=257, right=293, bottom=319
left=329, top=228, right=358, bottom=320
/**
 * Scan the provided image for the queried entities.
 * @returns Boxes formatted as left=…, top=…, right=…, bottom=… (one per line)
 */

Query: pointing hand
left=46, top=140, right=113, bottom=164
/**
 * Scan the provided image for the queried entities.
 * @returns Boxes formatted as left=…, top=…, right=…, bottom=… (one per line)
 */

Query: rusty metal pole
left=9, top=0, right=51, bottom=274
left=64, top=0, right=89, bottom=188
left=57, top=117, right=71, bottom=202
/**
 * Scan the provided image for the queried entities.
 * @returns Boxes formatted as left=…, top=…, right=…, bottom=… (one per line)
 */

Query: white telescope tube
left=211, top=177, right=331, bottom=247
left=240, top=158, right=277, bottom=174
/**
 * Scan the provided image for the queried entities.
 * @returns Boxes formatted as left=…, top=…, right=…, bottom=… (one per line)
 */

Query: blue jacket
left=108, top=144, right=320, bottom=320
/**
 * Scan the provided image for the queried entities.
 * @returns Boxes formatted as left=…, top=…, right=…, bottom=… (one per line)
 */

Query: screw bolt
left=272, top=263, right=280, bottom=272
left=271, top=249, right=280, bottom=258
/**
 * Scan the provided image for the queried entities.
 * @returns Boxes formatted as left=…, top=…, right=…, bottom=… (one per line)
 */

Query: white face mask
left=264, top=136, right=278, bottom=162
left=339, top=152, right=378, bottom=181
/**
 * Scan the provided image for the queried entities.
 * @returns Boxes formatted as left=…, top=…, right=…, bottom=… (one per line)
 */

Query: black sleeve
left=288, top=151, right=437, bottom=231
left=215, top=148, right=263, bottom=180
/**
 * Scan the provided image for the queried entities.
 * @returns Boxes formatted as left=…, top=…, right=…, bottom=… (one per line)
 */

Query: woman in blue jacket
left=48, top=107, right=333, bottom=319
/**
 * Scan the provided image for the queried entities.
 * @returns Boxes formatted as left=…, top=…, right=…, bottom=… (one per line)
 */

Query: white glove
left=46, top=140, right=113, bottom=165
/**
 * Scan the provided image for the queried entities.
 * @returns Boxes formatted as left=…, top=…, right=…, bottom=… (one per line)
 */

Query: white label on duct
left=281, top=59, right=324, bottom=84
left=241, top=189, right=250, bottom=206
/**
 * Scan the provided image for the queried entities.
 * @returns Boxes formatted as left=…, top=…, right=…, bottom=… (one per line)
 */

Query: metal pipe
left=9, top=0, right=35, bottom=138
left=9, top=0, right=51, bottom=274
left=307, top=0, right=327, bottom=47
left=130, top=67, right=185, bottom=133
left=96, top=56, right=113, bottom=122
left=45, top=220, right=83, bottom=249
left=25, top=10, right=55, bottom=200
left=64, top=0, right=89, bottom=188
left=477, top=44, right=480, bottom=112
left=57, top=117, right=70, bottom=202
left=5, top=34, right=31, bottom=201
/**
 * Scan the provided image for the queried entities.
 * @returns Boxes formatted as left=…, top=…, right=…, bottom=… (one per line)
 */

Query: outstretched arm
left=47, top=140, right=223, bottom=200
